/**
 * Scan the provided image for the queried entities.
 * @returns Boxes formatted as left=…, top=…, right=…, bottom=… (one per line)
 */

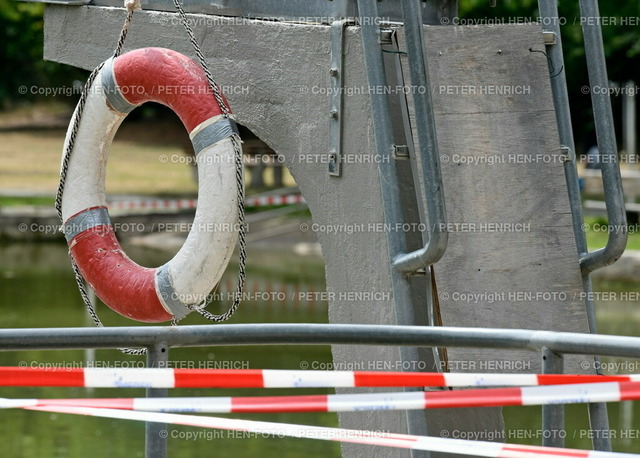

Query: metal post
left=357, top=1, right=430, bottom=455
left=146, top=342, right=169, bottom=458
left=537, top=0, right=588, bottom=260
left=541, top=348, right=565, bottom=448
left=623, top=80, right=636, bottom=159
left=537, top=2, right=612, bottom=449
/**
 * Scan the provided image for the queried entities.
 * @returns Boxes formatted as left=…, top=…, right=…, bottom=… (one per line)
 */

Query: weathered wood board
left=399, top=24, right=592, bottom=374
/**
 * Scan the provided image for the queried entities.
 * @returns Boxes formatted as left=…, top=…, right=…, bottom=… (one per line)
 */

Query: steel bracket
left=543, top=30, right=558, bottom=46
left=328, top=20, right=352, bottom=177
left=559, top=145, right=573, bottom=163
left=393, top=144, right=411, bottom=160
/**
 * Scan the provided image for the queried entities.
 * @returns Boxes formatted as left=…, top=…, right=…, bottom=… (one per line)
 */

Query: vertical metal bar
left=537, top=0, right=588, bottom=259
left=146, top=343, right=169, bottom=458
left=578, top=0, right=628, bottom=274
left=579, top=0, right=621, bottom=449
left=392, top=0, right=448, bottom=274
left=623, top=80, right=636, bottom=159
left=542, top=348, right=565, bottom=448
left=538, top=2, right=612, bottom=451
left=357, top=1, right=430, bottom=455
left=587, top=401, right=613, bottom=452
left=390, top=37, right=442, bottom=369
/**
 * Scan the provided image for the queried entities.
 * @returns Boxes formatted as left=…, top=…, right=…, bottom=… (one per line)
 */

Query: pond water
left=0, top=242, right=338, bottom=458
left=0, top=242, right=638, bottom=456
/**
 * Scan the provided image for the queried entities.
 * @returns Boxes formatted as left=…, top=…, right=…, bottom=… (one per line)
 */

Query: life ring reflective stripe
left=61, top=47, right=241, bottom=323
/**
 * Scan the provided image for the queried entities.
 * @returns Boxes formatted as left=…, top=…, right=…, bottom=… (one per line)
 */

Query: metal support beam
left=541, top=348, right=565, bottom=448
left=145, top=342, right=169, bottom=458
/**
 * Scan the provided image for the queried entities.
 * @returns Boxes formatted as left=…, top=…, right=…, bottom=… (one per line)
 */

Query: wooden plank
left=400, top=24, right=592, bottom=373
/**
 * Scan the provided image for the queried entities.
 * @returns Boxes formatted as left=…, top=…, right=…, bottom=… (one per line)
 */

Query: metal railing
left=1, top=323, right=640, bottom=457
left=539, top=0, right=630, bottom=449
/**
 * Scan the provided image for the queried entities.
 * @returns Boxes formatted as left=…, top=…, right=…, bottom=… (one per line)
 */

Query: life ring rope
left=55, top=2, right=247, bottom=352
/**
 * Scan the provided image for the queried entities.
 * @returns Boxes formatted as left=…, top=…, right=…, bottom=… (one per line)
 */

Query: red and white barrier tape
left=1, top=367, right=638, bottom=388
left=20, top=405, right=639, bottom=458
left=107, top=194, right=305, bottom=212
left=3, top=381, right=640, bottom=412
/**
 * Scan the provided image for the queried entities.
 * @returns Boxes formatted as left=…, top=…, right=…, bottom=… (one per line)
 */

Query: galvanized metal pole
left=146, top=342, right=169, bottom=458
left=537, top=2, right=612, bottom=450
left=541, top=348, right=565, bottom=448
left=623, top=80, right=636, bottom=158
left=577, top=0, right=627, bottom=448
left=578, top=0, right=628, bottom=275
left=393, top=0, right=448, bottom=274
left=357, top=1, right=430, bottom=455
left=3, top=324, right=640, bottom=357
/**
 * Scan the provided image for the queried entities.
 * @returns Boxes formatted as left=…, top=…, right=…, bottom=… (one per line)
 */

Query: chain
left=173, top=0, right=247, bottom=322
left=56, top=10, right=146, bottom=355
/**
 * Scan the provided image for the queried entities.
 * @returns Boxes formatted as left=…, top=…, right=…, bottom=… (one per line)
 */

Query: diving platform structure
left=22, top=0, right=631, bottom=457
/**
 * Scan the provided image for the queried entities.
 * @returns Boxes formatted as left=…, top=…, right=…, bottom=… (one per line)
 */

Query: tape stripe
left=133, top=397, right=232, bottom=413
left=262, top=370, right=355, bottom=388
left=444, top=373, right=538, bottom=387
left=521, top=382, right=621, bottom=406
left=64, top=207, right=112, bottom=242
left=101, top=57, right=137, bottom=114
left=83, top=369, right=175, bottom=388
left=23, top=405, right=637, bottom=458
left=6, top=381, right=640, bottom=413
left=155, top=265, right=191, bottom=320
left=1, top=367, right=638, bottom=388
left=191, top=118, right=239, bottom=155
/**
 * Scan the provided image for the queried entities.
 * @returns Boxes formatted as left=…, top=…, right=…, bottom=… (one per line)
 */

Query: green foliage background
left=0, top=0, right=86, bottom=108
left=457, top=0, right=640, bottom=151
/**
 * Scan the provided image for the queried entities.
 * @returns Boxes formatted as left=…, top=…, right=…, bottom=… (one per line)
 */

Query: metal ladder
left=538, top=0, right=627, bottom=452
left=357, top=0, right=628, bottom=453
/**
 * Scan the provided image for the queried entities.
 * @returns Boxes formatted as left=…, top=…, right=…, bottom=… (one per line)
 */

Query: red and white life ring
left=61, top=47, right=241, bottom=323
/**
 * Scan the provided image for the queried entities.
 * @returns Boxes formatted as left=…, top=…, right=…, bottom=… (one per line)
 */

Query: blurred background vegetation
left=458, top=0, right=640, bottom=153
left=0, top=0, right=87, bottom=109
left=1, top=0, right=639, bottom=151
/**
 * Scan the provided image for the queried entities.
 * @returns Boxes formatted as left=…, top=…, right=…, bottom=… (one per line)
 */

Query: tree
left=0, top=0, right=86, bottom=108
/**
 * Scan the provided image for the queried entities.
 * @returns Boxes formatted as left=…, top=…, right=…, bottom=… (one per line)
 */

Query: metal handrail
left=3, top=322, right=639, bottom=458
left=578, top=0, right=628, bottom=275
left=1, top=323, right=640, bottom=357
left=393, top=0, right=449, bottom=274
